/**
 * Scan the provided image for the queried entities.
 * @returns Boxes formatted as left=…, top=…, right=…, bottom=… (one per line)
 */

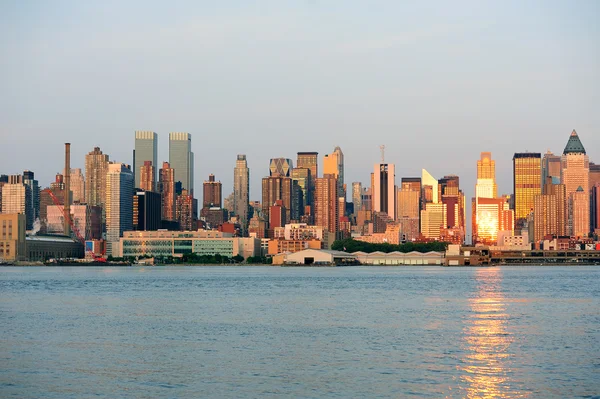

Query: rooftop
left=563, top=129, right=586, bottom=155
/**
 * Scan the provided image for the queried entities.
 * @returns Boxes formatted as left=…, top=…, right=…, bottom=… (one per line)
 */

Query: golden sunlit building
left=572, top=187, right=589, bottom=238
left=513, top=153, right=541, bottom=234
left=420, top=203, right=447, bottom=240
left=561, top=130, right=589, bottom=237
left=323, top=146, right=344, bottom=200
left=314, top=174, right=338, bottom=235
left=474, top=197, right=514, bottom=245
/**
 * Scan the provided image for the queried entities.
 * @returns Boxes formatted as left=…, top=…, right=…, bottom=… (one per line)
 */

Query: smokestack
left=64, top=143, right=71, bottom=236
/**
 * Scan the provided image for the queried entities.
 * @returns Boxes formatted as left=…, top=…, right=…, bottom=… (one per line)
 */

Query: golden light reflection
left=457, top=268, right=528, bottom=399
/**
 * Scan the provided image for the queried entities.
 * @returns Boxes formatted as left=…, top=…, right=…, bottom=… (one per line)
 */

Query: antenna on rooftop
left=380, top=145, right=385, bottom=163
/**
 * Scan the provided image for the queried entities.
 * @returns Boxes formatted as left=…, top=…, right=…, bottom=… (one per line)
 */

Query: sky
left=1, top=1, right=599, bottom=207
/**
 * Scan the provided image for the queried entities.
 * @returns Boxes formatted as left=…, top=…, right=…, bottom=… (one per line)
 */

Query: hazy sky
left=1, top=1, right=598, bottom=204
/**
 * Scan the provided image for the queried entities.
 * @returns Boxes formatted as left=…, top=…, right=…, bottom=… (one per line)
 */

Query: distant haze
left=1, top=1, right=598, bottom=203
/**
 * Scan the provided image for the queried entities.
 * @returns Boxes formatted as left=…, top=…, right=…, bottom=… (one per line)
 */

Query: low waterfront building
left=120, top=230, right=260, bottom=259
left=353, top=250, right=444, bottom=265
left=27, top=235, right=84, bottom=261
left=274, top=249, right=357, bottom=266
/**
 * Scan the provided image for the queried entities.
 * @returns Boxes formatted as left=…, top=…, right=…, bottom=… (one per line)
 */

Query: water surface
left=1, top=266, right=599, bottom=398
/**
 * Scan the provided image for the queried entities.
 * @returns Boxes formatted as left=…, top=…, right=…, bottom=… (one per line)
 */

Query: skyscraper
left=269, top=158, right=294, bottom=177
left=69, top=168, right=85, bottom=203
left=591, top=184, right=600, bottom=234
left=233, top=154, right=250, bottom=234
left=105, top=163, right=133, bottom=255
left=85, top=147, right=109, bottom=208
left=561, top=130, right=589, bottom=237
left=421, top=169, right=438, bottom=205
left=262, top=175, right=293, bottom=225
left=139, top=161, right=155, bottom=192
left=291, top=167, right=310, bottom=220
left=176, top=189, right=194, bottom=231
left=513, top=153, right=542, bottom=234
left=373, top=163, right=396, bottom=220
left=203, top=174, right=222, bottom=208
left=134, top=131, right=158, bottom=188
left=159, top=162, right=176, bottom=221
left=352, top=182, right=363, bottom=213
left=133, top=190, right=161, bottom=231
left=169, top=132, right=194, bottom=194
left=297, top=152, right=318, bottom=212
left=1, top=181, right=26, bottom=216
left=314, top=174, right=338, bottom=235
left=22, top=170, right=39, bottom=230
left=420, top=203, right=447, bottom=240
left=542, top=151, right=561, bottom=184
left=323, top=146, right=344, bottom=200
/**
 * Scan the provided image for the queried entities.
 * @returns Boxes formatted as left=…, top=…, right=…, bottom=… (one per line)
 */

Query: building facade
left=0, top=214, right=26, bottom=261
left=169, top=132, right=194, bottom=194
left=513, top=153, right=542, bottom=234
left=323, top=146, right=344, bottom=200
left=85, top=147, right=109, bottom=209
left=133, top=190, right=161, bottom=231
left=314, top=175, right=339, bottom=235
left=203, top=174, right=222, bottom=208
left=373, top=163, right=396, bottom=220
left=233, top=154, right=250, bottom=233
left=134, top=131, right=158, bottom=188
left=105, top=163, right=134, bottom=255
left=159, top=162, right=176, bottom=221
left=561, top=130, right=589, bottom=237
left=139, top=161, right=155, bottom=192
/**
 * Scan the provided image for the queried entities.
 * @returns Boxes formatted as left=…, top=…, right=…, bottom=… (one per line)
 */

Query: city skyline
left=1, top=2, right=598, bottom=206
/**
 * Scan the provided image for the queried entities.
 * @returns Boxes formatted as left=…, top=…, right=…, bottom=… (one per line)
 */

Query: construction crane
left=44, top=189, right=106, bottom=262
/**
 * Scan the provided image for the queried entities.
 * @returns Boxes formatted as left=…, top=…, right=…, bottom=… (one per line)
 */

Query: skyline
left=1, top=1, right=599, bottom=202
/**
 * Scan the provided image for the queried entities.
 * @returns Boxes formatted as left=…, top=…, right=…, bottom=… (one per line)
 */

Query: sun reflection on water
left=457, top=268, right=528, bottom=399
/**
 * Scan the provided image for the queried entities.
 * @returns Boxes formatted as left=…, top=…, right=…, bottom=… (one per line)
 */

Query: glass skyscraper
left=169, top=132, right=194, bottom=195
left=134, top=131, right=157, bottom=189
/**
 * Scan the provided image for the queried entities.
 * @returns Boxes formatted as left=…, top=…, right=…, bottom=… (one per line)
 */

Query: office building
left=314, top=174, right=339, bottom=235
left=421, top=169, right=438, bottom=205
left=269, top=158, right=293, bottom=177
left=22, top=171, right=39, bottom=230
left=85, top=147, right=109, bottom=208
left=233, top=155, right=250, bottom=233
left=323, top=146, right=344, bottom=200
left=159, top=162, right=176, bottom=221
left=476, top=152, right=497, bottom=198
left=262, top=175, right=293, bottom=225
left=373, top=163, right=396, bottom=220
left=203, top=174, right=222, bottom=208
left=169, top=132, right=194, bottom=194
left=1, top=182, right=26, bottom=217
left=420, top=203, right=447, bottom=240
left=561, top=130, right=589, bottom=236
left=591, top=184, right=600, bottom=233
left=105, top=163, right=133, bottom=255
left=542, top=151, right=561, bottom=184
left=139, top=161, right=155, bottom=192
left=0, top=213, right=26, bottom=261
left=474, top=197, right=514, bottom=245
left=513, top=153, right=542, bottom=234
left=291, top=168, right=311, bottom=220
left=133, top=131, right=158, bottom=188
left=69, top=168, right=85, bottom=203
left=176, top=189, right=194, bottom=231
left=297, top=152, right=318, bottom=211
left=133, top=190, right=161, bottom=231
left=352, top=182, right=362, bottom=213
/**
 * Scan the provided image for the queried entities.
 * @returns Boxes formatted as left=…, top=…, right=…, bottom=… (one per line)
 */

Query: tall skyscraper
left=474, top=197, right=514, bottom=244
left=373, top=163, right=396, bottom=219
left=561, top=130, right=589, bottom=237
left=314, top=174, right=339, bottom=235
left=233, top=154, right=250, bottom=233
left=352, top=182, right=363, bottom=213
left=159, top=162, right=176, bottom=221
left=269, top=158, right=293, bottom=177
left=203, top=174, right=222, bottom=208
left=297, top=152, right=318, bottom=212
left=134, top=131, right=158, bottom=188
left=22, top=170, right=39, bottom=230
left=542, top=151, right=561, bottom=184
left=139, top=161, right=155, bottom=192
left=105, top=163, right=133, bottom=255
left=85, top=147, right=109, bottom=208
left=513, top=153, right=542, bottom=234
left=133, top=190, right=161, bottom=231
left=291, top=167, right=311, bottom=220
left=262, top=175, right=293, bottom=225
left=169, top=132, right=194, bottom=194
left=323, top=146, right=344, bottom=200
left=476, top=152, right=497, bottom=199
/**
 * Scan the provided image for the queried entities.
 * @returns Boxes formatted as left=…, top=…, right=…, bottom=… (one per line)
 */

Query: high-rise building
left=373, top=163, right=396, bottom=219
left=203, top=174, right=222, bottom=208
left=159, top=162, right=176, bottom=221
left=590, top=163, right=600, bottom=189
left=297, top=152, right=318, bottom=211
left=269, top=158, right=293, bottom=177
left=233, top=155, right=250, bottom=234
left=560, top=130, right=589, bottom=237
left=169, top=132, right=194, bottom=194
left=323, top=146, right=344, bottom=200
left=513, top=153, right=542, bottom=234
left=20, top=171, right=38, bottom=230
left=542, top=151, right=561, bottom=185
left=476, top=152, right=497, bottom=199
left=352, top=182, right=363, bottom=213
left=85, top=147, right=109, bottom=208
left=262, top=176, right=293, bottom=225
left=46, top=204, right=102, bottom=240
left=133, top=190, right=161, bottom=231
left=134, top=131, right=158, bottom=188
left=314, top=174, right=338, bottom=235
left=591, top=184, right=600, bottom=234
left=68, top=168, right=85, bottom=203
left=572, top=187, right=589, bottom=238
left=421, top=169, right=438, bottom=205
left=533, top=194, right=558, bottom=243
left=420, top=203, right=447, bottom=240
left=1, top=182, right=26, bottom=216
left=176, top=189, right=194, bottom=231
left=139, top=161, right=155, bottom=192
left=474, top=197, right=514, bottom=245
left=291, top=167, right=310, bottom=220
left=105, top=163, right=133, bottom=255
left=438, top=175, right=460, bottom=198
